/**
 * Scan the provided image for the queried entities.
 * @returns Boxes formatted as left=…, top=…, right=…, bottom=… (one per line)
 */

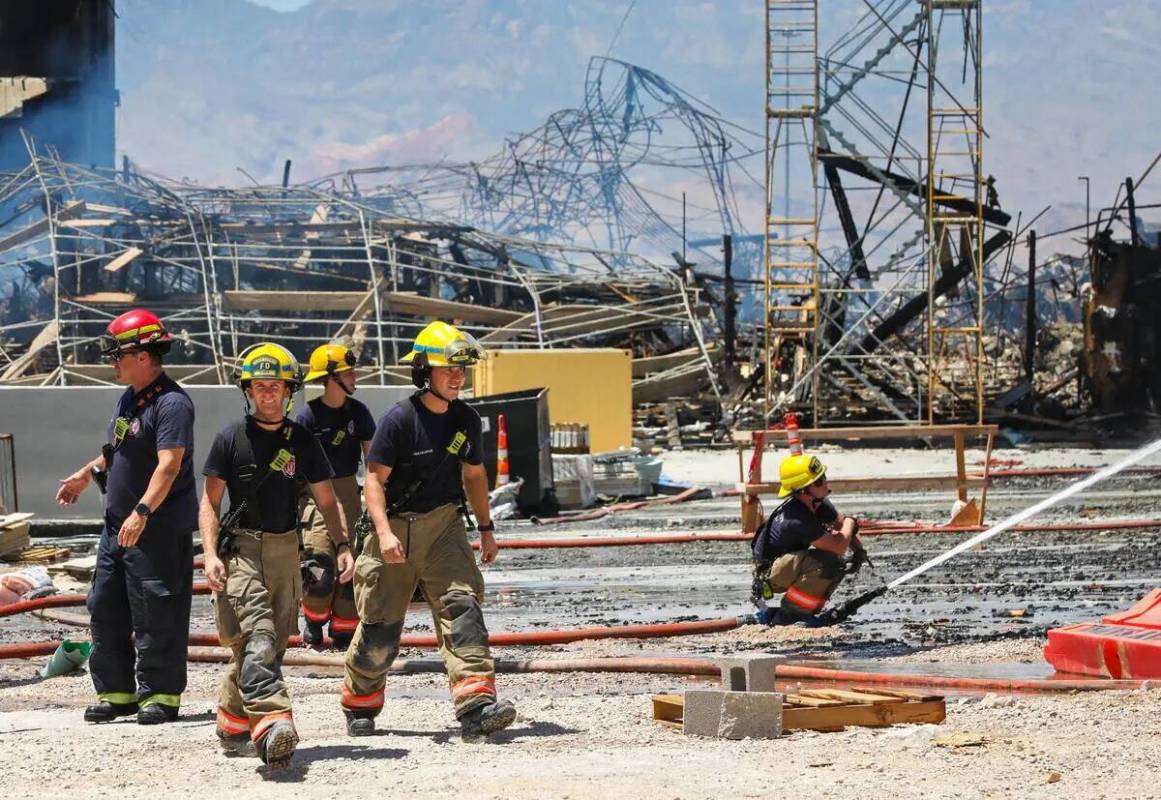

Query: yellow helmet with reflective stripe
left=401, top=321, right=485, bottom=368
left=305, top=342, right=356, bottom=383
left=237, top=342, right=302, bottom=388
left=777, top=454, right=827, bottom=497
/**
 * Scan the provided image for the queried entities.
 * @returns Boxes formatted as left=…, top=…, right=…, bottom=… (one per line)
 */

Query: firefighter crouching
left=56, top=309, right=196, bottom=724
left=341, top=321, right=517, bottom=741
left=296, top=341, right=376, bottom=649
left=750, top=454, right=872, bottom=625
left=199, top=343, right=354, bottom=767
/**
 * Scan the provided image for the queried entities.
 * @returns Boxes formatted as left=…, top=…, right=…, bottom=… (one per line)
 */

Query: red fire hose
left=2, top=640, right=1144, bottom=692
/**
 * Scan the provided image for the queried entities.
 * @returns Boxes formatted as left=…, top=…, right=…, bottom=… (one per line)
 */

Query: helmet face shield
left=444, top=332, right=485, bottom=367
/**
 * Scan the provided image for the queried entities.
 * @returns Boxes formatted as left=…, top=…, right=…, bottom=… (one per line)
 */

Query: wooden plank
left=731, top=424, right=999, bottom=445
left=783, top=694, right=846, bottom=708
left=782, top=699, right=945, bottom=732
left=651, top=694, right=684, bottom=725
left=744, top=475, right=990, bottom=495
left=383, top=291, right=523, bottom=326
left=795, top=688, right=905, bottom=705
left=222, top=290, right=368, bottom=312
left=866, top=688, right=944, bottom=702
left=0, top=320, right=58, bottom=381
left=954, top=431, right=968, bottom=502
left=103, top=246, right=143, bottom=273
left=0, top=200, right=85, bottom=253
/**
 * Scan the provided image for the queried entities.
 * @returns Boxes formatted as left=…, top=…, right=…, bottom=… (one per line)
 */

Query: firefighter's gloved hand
left=300, top=553, right=335, bottom=598
left=846, top=547, right=872, bottom=575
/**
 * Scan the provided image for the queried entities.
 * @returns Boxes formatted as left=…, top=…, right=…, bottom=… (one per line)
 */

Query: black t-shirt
left=104, top=373, right=197, bottom=531
left=202, top=417, right=333, bottom=533
left=294, top=396, right=375, bottom=478
left=751, top=498, right=838, bottom=562
left=367, top=393, right=483, bottom=514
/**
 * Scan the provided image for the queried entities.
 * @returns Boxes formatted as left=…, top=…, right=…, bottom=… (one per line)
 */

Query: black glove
left=846, top=546, right=872, bottom=575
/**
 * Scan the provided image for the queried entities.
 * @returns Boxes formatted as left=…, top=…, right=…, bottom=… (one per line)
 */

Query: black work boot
left=330, top=631, right=353, bottom=651
left=256, top=720, right=299, bottom=768
left=137, top=703, right=179, bottom=725
left=302, top=620, right=325, bottom=650
left=84, top=699, right=139, bottom=723
left=344, top=708, right=376, bottom=737
left=217, top=730, right=254, bottom=757
left=459, top=699, right=517, bottom=742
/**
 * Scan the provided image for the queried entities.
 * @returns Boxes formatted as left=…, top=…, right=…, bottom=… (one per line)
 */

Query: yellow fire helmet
left=304, top=342, right=357, bottom=383
left=400, top=321, right=486, bottom=368
left=237, top=342, right=303, bottom=389
left=777, top=453, right=827, bottom=497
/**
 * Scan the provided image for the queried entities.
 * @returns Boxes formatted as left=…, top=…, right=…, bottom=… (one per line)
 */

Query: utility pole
left=1025, top=230, right=1037, bottom=387
left=1077, top=176, right=1090, bottom=240
left=722, top=234, right=736, bottom=366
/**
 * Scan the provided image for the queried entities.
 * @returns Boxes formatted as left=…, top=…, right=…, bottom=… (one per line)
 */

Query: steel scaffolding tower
left=763, top=0, right=1002, bottom=425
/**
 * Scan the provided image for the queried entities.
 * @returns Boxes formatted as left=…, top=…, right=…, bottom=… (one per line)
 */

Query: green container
left=39, top=640, right=93, bottom=678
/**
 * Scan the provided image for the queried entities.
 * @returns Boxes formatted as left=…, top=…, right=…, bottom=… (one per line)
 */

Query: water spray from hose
left=825, top=437, right=1161, bottom=624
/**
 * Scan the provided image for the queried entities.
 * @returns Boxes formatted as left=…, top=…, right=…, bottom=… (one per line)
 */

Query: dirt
left=2, top=444, right=1160, bottom=798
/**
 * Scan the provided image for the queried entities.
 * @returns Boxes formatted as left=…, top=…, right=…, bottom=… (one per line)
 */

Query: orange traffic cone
left=784, top=411, right=803, bottom=455
left=496, top=413, right=510, bottom=488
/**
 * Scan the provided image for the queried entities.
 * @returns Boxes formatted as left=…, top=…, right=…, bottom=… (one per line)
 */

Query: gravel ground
left=3, top=443, right=1160, bottom=797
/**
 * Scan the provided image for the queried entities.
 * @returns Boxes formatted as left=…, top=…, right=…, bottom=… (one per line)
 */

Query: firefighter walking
left=56, top=309, right=196, bottom=724
left=750, top=454, right=872, bottom=625
left=199, top=343, right=354, bottom=767
left=296, top=341, right=376, bottom=649
left=341, top=321, right=517, bottom=741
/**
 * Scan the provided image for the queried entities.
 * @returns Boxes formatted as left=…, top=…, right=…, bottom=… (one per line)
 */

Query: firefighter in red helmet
left=56, top=309, right=197, bottom=725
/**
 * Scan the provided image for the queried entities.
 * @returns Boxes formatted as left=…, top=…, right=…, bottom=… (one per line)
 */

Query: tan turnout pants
left=213, top=530, right=301, bottom=742
left=301, top=475, right=361, bottom=637
left=341, top=503, right=496, bottom=719
left=762, top=548, right=845, bottom=618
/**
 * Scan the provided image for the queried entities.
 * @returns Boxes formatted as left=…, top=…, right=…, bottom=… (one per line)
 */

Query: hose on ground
left=2, top=640, right=1145, bottom=693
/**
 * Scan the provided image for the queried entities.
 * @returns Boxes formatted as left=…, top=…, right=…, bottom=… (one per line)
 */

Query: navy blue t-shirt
left=202, top=418, right=333, bottom=533
left=104, top=374, right=197, bottom=531
left=367, top=394, right=483, bottom=514
left=751, top=498, right=839, bottom=562
left=294, top=396, right=375, bottom=478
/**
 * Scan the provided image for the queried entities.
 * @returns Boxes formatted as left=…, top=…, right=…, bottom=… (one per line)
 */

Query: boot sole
left=347, top=722, right=376, bottom=737
left=261, top=727, right=299, bottom=767
left=137, top=710, right=178, bottom=725
left=462, top=703, right=518, bottom=740
left=84, top=708, right=138, bottom=723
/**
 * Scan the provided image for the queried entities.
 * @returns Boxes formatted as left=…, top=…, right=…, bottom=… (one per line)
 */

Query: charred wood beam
left=818, top=148, right=1012, bottom=228
left=855, top=230, right=1012, bottom=356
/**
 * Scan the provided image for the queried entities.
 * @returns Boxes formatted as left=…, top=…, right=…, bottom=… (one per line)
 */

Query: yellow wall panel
left=473, top=348, right=632, bottom=452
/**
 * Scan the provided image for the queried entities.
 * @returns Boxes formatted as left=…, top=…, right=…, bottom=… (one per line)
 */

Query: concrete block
left=683, top=689, right=782, bottom=739
left=717, top=655, right=780, bottom=693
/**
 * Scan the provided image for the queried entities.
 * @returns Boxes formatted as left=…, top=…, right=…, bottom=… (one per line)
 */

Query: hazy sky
left=114, top=0, right=1160, bottom=257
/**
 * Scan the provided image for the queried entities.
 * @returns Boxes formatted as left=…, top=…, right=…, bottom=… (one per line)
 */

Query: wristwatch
left=477, top=521, right=495, bottom=533
left=134, top=502, right=152, bottom=517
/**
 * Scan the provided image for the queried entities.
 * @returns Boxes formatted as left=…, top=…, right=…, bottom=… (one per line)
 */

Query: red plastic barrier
left=1045, top=589, right=1161, bottom=679
left=1101, top=588, right=1161, bottom=631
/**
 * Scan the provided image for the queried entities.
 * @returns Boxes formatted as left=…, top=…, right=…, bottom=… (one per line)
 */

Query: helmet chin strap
left=331, top=373, right=354, bottom=396
left=425, top=378, right=452, bottom=404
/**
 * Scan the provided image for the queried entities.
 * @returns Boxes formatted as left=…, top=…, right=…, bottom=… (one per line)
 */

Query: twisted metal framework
left=330, top=57, right=766, bottom=284
left=0, top=143, right=718, bottom=391
left=765, top=0, right=1010, bottom=425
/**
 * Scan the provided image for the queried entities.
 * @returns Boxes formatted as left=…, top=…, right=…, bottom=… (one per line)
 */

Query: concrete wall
left=0, top=385, right=412, bottom=520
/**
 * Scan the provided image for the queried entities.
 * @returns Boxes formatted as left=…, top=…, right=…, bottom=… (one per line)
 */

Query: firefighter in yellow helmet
left=341, top=321, right=518, bottom=741
left=295, top=342, right=375, bottom=649
left=749, top=454, right=872, bottom=625
left=199, top=343, right=354, bottom=767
